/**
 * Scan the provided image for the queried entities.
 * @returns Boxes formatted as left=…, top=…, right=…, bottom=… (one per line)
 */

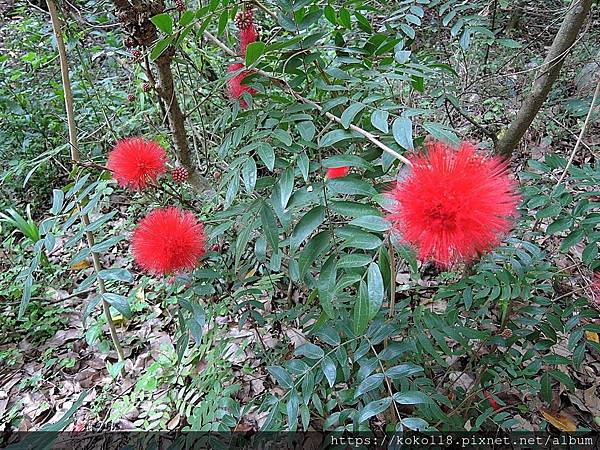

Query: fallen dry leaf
left=70, top=260, right=91, bottom=270
left=167, top=413, right=180, bottom=430
left=540, top=408, right=577, bottom=432
left=585, top=331, right=599, bottom=344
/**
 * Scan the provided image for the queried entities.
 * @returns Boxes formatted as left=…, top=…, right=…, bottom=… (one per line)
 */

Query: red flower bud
left=326, top=166, right=350, bottom=179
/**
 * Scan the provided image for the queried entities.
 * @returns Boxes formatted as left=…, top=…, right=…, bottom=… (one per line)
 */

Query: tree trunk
left=111, top=0, right=212, bottom=193
left=495, top=0, right=593, bottom=157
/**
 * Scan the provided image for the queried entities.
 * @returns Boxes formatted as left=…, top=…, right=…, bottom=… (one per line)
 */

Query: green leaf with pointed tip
left=256, top=143, right=275, bottom=171
left=354, top=373, right=384, bottom=398
left=51, top=189, right=64, bottom=215
left=290, top=206, right=325, bottom=250
left=267, top=366, right=293, bottom=389
left=151, top=13, right=173, bottom=34
left=392, top=117, right=414, bottom=150
left=393, top=391, right=433, bottom=405
left=273, top=129, right=293, bottom=147
left=260, top=202, right=279, bottom=252
left=323, top=155, right=373, bottom=170
left=321, top=356, right=337, bottom=387
left=217, top=10, right=228, bottom=34
left=353, top=281, right=370, bottom=335
left=317, top=255, right=336, bottom=317
left=358, top=397, right=392, bottom=423
left=319, top=129, right=357, bottom=147
left=349, top=215, right=389, bottom=232
left=299, top=231, right=331, bottom=278
left=98, top=268, right=133, bottom=282
left=296, top=121, right=315, bottom=141
left=423, top=122, right=460, bottom=147
left=295, top=343, right=324, bottom=359
left=102, top=293, right=131, bottom=318
left=245, top=41, right=266, bottom=66
left=367, top=263, right=384, bottom=319
left=371, top=110, right=389, bottom=133
left=150, top=36, right=174, bottom=60
left=340, top=103, right=365, bottom=128
left=241, top=156, right=257, bottom=193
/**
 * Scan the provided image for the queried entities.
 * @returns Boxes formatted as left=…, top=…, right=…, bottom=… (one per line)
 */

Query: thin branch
left=446, top=99, right=498, bottom=144
left=252, top=0, right=278, bottom=20
left=203, top=32, right=413, bottom=167
left=549, top=117, right=591, bottom=151
left=495, top=0, right=593, bottom=156
left=554, top=77, right=600, bottom=188
left=47, top=0, right=125, bottom=366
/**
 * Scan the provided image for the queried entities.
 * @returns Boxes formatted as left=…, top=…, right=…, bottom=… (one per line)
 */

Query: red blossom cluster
left=227, top=63, right=257, bottom=109
left=227, top=8, right=259, bottom=109
left=171, top=166, right=189, bottom=183
left=106, top=138, right=206, bottom=276
left=386, top=140, right=521, bottom=268
left=105, top=131, right=524, bottom=276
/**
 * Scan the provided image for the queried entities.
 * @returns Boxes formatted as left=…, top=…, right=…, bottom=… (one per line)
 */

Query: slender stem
left=369, top=341, right=401, bottom=424
left=252, top=0, right=278, bottom=20
left=387, top=237, right=396, bottom=319
left=47, top=0, right=125, bottom=365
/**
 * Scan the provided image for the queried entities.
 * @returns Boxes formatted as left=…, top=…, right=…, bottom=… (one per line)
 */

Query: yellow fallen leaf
left=112, top=314, right=127, bottom=327
left=245, top=267, right=257, bottom=279
left=540, top=408, right=577, bottom=432
left=585, top=331, right=599, bottom=343
left=70, top=260, right=91, bottom=270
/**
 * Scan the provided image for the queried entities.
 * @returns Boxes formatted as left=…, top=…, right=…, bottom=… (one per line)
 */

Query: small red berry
left=127, top=93, right=135, bottom=102
left=131, top=49, right=142, bottom=59
left=176, top=0, right=186, bottom=11
left=211, top=243, right=221, bottom=252
left=142, top=83, right=151, bottom=92
left=213, top=171, right=221, bottom=180
left=171, top=166, right=189, bottom=183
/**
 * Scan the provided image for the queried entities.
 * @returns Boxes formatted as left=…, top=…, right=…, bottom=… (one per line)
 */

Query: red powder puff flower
left=240, top=24, right=258, bottom=55
left=132, top=207, right=206, bottom=275
left=235, top=9, right=257, bottom=54
left=386, top=140, right=520, bottom=268
left=107, top=137, right=167, bottom=190
left=227, top=63, right=256, bottom=109
left=327, top=166, right=350, bottom=179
